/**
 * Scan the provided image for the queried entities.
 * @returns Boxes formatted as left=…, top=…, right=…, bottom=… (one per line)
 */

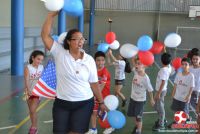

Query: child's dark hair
left=63, top=29, right=80, bottom=50
left=29, top=50, right=44, bottom=64
left=187, top=48, right=199, bottom=60
left=122, top=57, right=132, bottom=73
left=161, top=53, right=171, bottom=65
left=181, top=57, right=191, bottom=64
left=94, top=51, right=105, bottom=60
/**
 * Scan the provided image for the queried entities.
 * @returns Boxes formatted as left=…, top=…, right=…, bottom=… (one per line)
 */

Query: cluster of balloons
left=99, top=95, right=126, bottom=129
left=41, top=0, right=83, bottom=16
left=97, top=31, right=182, bottom=69
left=97, top=32, right=119, bottom=53
left=136, top=35, right=154, bottom=66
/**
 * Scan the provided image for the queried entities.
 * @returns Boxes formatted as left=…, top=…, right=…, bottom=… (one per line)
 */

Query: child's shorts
left=171, top=98, right=189, bottom=113
left=29, top=95, right=40, bottom=100
left=127, top=98, right=145, bottom=117
left=115, top=79, right=125, bottom=85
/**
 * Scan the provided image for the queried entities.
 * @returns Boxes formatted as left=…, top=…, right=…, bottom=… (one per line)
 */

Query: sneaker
left=85, top=129, right=97, bottom=134
left=103, top=127, right=115, bottom=134
left=135, top=131, right=141, bottom=134
left=122, top=99, right=127, bottom=107
left=152, top=124, right=165, bottom=131
left=131, top=126, right=137, bottom=134
left=29, top=127, right=38, bottom=134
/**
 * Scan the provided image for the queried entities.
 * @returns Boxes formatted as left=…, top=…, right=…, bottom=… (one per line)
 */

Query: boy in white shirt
left=171, top=58, right=195, bottom=121
left=127, top=58, right=155, bottom=134
left=189, top=52, right=200, bottom=109
left=153, top=53, right=172, bottom=131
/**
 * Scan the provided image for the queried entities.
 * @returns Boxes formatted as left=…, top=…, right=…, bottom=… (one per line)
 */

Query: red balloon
left=98, top=118, right=110, bottom=128
left=150, top=41, right=164, bottom=54
left=105, top=32, right=116, bottom=44
left=172, top=57, right=182, bottom=70
left=138, top=51, right=154, bottom=66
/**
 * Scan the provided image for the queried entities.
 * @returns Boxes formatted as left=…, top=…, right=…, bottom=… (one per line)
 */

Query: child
left=153, top=53, right=172, bottom=131
left=24, top=50, right=44, bottom=134
left=127, top=58, right=155, bottom=134
left=190, top=51, right=200, bottom=110
left=171, top=57, right=195, bottom=121
left=107, top=49, right=131, bottom=107
left=86, top=51, right=114, bottom=134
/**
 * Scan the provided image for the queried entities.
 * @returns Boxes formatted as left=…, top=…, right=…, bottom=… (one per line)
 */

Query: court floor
left=0, top=57, right=198, bottom=134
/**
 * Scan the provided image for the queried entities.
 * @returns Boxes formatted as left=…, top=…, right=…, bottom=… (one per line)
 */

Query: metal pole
left=78, top=0, right=84, bottom=33
left=58, top=10, right=66, bottom=35
left=11, top=0, right=24, bottom=76
left=89, top=0, right=95, bottom=47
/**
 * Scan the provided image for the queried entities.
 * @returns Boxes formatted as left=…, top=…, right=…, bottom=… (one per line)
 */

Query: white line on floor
left=43, top=120, right=53, bottom=123
left=143, top=111, right=157, bottom=114
left=0, top=125, right=16, bottom=130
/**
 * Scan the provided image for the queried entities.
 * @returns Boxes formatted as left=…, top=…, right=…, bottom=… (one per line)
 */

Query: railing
left=85, top=0, right=200, bottom=13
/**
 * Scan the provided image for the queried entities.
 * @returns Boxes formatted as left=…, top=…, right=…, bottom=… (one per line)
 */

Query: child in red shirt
left=86, top=51, right=112, bottom=134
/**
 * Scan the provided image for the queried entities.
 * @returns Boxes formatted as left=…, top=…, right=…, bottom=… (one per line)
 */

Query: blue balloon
left=137, top=35, right=153, bottom=51
left=107, top=110, right=126, bottom=129
left=97, top=43, right=109, bottom=53
left=63, top=0, right=83, bottom=16
left=52, top=35, right=59, bottom=42
left=177, top=67, right=183, bottom=73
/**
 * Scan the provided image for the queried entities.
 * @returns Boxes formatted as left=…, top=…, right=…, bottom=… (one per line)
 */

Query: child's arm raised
left=106, top=50, right=113, bottom=66
left=108, top=49, right=118, bottom=62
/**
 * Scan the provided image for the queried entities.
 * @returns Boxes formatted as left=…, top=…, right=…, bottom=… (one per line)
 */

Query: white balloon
left=104, top=95, right=119, bottom=111
left=41, top=0, right=64, bottom=11
left=109, top=40, right=120, bottom=50
left=120, top=43, right=139, bottom=58
left=58, top=32, right=67, bottom=44
left=164, top=33, right=181, bottom=48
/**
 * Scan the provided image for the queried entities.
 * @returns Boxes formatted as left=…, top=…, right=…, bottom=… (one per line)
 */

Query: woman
left=41, top=12, right=107, bottom=134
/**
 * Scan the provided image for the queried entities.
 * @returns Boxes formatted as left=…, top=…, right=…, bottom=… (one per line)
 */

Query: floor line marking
left=0, top=125, right=16, bottom=130
left=43, top=120, right=53, bottom=123
left=8, top=99, right=50, bottom=134
left=143, top=111, right=157, bottom=114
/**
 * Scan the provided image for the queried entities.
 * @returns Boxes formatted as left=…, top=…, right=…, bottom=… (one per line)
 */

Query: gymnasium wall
left=0, top=0, right=199, bottom=71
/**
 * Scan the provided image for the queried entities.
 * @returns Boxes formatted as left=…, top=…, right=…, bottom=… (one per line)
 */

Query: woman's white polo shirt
left=50, top=41, right=98, bottom=101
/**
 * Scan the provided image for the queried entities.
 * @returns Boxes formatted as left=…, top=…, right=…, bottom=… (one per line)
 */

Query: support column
left=78, top=0, right=84, bottom=33
left=58, top=10, right=66, bottom=35
left=89, top=0, right=95, bottom=47
left=11, top=0, right=24, bottom=76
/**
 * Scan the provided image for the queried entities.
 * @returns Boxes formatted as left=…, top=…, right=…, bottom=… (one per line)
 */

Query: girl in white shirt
left=107, top=49, right=131, bottom=107
left=24, top=50, right=44, bottom=134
